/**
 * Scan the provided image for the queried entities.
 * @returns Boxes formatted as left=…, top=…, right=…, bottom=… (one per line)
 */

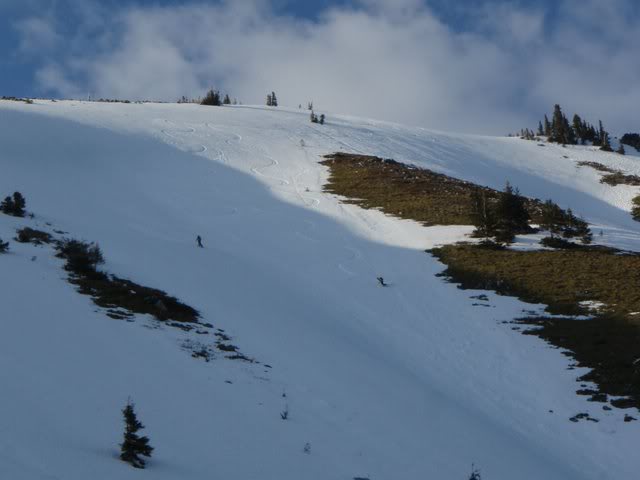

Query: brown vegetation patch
left=321, top=153, right=544, bottom=226
left=577, top=161, right=640, bottom=186
left=431, top=243, right=640, bottom=410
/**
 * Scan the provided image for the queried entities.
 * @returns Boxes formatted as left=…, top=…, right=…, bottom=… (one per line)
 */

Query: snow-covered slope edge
left=0, top=101, right=637, bottom=480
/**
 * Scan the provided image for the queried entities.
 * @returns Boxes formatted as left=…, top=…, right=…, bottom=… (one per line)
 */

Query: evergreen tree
left=599, top=120, right=613, bottom=151
left=310, top=110, right=318, bottom=123
left=543, top=114, right=551, bottom=137
left=0, top=192, right=26, bottom=217
left=266, top=93, right=273, bottom=106
left=550, top=104, right=565, bottom=143
left=319, top=114, right=325, bottom=125
left=223, top=94, right=231, bottom=105
left=537, top=121, right=544, bottom=136
left=572, top=114, right=583, bottom=142
left=617, top=143, right=626, bottom=155
left=493, top=182, right=530, bottom=244
left=271, top=92, right=278, bottom=107
left=120, top=401, right=153, bottom=469
left=200, top=89, right=221, bottom=106
left=307, top=101, right=313, bottom=111
left=471, top=190, right=497, bottom=241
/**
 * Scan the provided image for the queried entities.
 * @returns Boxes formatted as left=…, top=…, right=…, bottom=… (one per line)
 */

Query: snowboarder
left=196, top=235, right=203, bottom=248
left=377, top=277, right=387, bottom=287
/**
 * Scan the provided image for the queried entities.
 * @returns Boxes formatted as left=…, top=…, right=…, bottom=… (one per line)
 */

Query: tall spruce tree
left=599, top=120, right=613, bottom=151
left=266, top=93, right=273, bottom=106
left=543, top=114, right=551, bottom=137
left=271, top=92, right=278, bottom=107
left=537, top=121, right=544, bottom=136
left=471, top=190, right=497, bottom=242
left=493, top=182, right=530, bottom=244
left=223, top=94, right=231, bottom=105
left=120, top=401, right=153, bottom=469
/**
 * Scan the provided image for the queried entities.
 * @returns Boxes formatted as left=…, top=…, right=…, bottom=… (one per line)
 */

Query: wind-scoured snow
left=0, top=100, right=638, bottom=480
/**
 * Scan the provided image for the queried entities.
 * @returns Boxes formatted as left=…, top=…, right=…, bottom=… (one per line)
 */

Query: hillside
left=0, top=99, right=638, bottom=480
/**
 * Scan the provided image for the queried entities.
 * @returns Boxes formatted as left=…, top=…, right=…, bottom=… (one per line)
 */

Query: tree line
left=519, top=104, right=626, bottom=154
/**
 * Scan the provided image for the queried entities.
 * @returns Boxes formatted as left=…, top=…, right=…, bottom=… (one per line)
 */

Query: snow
left=0, top=99, right=638, bottom=479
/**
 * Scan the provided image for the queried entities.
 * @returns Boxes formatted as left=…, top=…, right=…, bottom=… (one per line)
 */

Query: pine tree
left=12, top=192, right=26, bottom=217
left=617, top=143, right=626, bottom=155
left=0, top=192, right=26, bottom=217
left=537, top=121, right=544, bottom=136
left=572, top=114, right=583, bottom=142
left=271, top=92, right=278, bottom=107
left=471, top=190, right=497, bottom=241
left=550, top=104, right=564, bottom=143
left=599, top=120, right=613, bottom=151
left=543, top=114, right=551, bottom=137
left=266, top=93, right=272, bottom=106
left=494, top=182, right=530, bottom=244
left=223, top=94, right=231, bottom=105
left=201, top=89, right=221, bottom=106
left=307, top=101, right=313, bottom=111
left=120, top=401, right=153, bottom=469
left=310, top=110, right=318, bottom=123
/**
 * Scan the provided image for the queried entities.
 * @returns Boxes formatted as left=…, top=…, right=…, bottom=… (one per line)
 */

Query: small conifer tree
left=616, top=143, right=625, bottom=155
left=223, top=94, right=231, bottom=105
left=271, top=91, right=278, bottom=107
left=120, top=401, right=153, bottom=469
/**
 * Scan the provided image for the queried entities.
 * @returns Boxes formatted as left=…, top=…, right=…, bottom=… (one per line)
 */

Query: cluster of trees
left=539, top=200, right=592, bottom=244
left=533, top=105, right=619, bottom=152
left=310, top=111, right=325, bottom=125
left=621, top=133, right=640, bottom=152
left=0, top=191, right=26, bottom=217
left=191, top=90, right=238, bottom=106
left=472, top=183, right=592, bottom=246
left=472, top=183, right=532, bottom=245
left=266, top=91, right=278, bottom=107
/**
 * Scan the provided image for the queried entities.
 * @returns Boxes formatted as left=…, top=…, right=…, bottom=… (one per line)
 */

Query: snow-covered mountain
left=0, top=100, right=638, bottom=480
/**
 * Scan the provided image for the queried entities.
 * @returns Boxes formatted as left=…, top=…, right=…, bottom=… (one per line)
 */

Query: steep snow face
left=0, top=100, right=638, bottom=480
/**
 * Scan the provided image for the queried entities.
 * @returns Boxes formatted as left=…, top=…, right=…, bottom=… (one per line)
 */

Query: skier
left=196, top=235, right=203, bottom=248
left=377, top=276, right=387, bottom=287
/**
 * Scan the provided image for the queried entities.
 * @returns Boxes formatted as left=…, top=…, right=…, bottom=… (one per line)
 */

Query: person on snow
left=196, top=235, right=203, bottom=248
left=377, top=276, right=387, bottom=287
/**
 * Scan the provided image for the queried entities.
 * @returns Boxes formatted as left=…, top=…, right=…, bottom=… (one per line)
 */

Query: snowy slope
left=0, top=100, right=638, bottom=480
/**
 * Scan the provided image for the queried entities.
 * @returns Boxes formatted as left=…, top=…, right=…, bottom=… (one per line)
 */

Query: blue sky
left=1, top=0, right=638, bottom=134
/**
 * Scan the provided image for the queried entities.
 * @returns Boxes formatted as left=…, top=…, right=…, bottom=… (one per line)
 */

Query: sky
left=1, top=0, right=638, bottom=134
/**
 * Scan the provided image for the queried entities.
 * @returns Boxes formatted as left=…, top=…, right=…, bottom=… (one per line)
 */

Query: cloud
left=19, top=0, right=640, bottom=134
left=14, top=16, right=61, bottom=54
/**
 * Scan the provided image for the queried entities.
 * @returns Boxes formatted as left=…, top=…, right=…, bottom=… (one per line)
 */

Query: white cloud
left=14, top=16, right=61, bottom=54
left=23, top=0, right=640, bottom=134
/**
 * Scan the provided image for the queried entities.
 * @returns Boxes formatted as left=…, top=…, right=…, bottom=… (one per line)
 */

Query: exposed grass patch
left=519, top=316, right=640, bottom=410
left=430, top=243, right=639, bottom=318
left=15, top=227, right=53, bottom=245
left=55, top=239, right=199, bottom=323
left=321, top=153, right=545, bottom=226
left=1, top=96, right=33, bottom=104
left=431, top=243, right=640, bottom=410
left=577, top=161, right=640, bottom=186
